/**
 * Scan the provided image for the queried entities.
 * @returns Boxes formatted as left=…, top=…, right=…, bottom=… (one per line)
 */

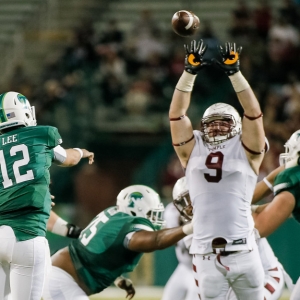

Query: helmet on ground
left=200, top=103, right=241, bottom=145
left=172, top=177, right=192, bottom=222
left=0, top=92, right=36, bottom=132
left=279, top=129, right=300, bottom=166
left=117, top=185, right=166, bottom=229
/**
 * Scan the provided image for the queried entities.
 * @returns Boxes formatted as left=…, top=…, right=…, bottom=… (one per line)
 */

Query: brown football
left=171, top=10, right=200, bottom=37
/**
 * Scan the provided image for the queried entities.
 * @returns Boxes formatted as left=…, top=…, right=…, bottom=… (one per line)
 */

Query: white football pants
left=43, top=266, right=89, bottom=300
left=193, top=247, right=264, bottom=299
left=290, top=276, right=300, bottom=300
left=162, top=263, right=198, bottom=300
left=0, top=225, right=50, bottom=300
left=226, top=262, right=285, bottom=300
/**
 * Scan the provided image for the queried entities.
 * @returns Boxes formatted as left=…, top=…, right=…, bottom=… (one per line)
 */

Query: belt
left=212, top=249, right=239, bottom=256
left=212, top=237, right=239, bottom=256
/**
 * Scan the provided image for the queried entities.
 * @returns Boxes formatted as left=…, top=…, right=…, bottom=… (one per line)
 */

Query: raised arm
left=213, top=42, right=265, bottom=173
left=170, top=40, right=210, bottom=168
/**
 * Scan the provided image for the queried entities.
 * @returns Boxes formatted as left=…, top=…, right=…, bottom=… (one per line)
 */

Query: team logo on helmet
left=17, top=94, right=28, bottom=108
left=128, top=192, right=143, bottom=208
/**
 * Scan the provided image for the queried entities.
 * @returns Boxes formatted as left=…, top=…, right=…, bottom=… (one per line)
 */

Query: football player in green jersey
left=251, top=129, right=300, bottom=237
left=42, top=185, right=193, bottom=300
left=249, top=129, right=300, bottom=300
left=0, top=91, right=94, bottom=300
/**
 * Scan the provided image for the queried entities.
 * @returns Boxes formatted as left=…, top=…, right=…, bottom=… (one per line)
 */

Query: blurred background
left=1, top=0, right=300, bottom=298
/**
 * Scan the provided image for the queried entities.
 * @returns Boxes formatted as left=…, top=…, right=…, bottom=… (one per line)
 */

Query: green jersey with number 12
left=69, top=206, right=155, bottom=294
left=0, top=125, right=62, bottom=240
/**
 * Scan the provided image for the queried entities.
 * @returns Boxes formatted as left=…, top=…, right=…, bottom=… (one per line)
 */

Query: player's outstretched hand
left=116, top=278, right=135, bottom=299
left=184, top=39, right=210, bottom=75
left=212, top=42, right=242, bottom=76
left=82, top=149, right=94, bottom=164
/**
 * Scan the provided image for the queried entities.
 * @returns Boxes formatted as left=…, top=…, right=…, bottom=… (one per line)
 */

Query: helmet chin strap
left=285, top=156, right=300, bottom=169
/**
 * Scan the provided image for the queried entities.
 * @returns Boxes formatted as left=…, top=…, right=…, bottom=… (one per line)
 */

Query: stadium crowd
left=4, top=0, right=300, bottom=199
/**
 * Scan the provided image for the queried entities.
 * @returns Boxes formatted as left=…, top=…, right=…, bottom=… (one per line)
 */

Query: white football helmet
left=117, top=185, right=166, bottom=229
left=279, top=129, right=300, bottom=166
left=0, top=91, right=36, bottom=132
left=172, top=177, right=192, bottom=222
left=200, top=103, right=242, bottom=145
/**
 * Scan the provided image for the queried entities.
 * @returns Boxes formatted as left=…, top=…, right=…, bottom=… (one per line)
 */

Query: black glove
left=66, top=223, right=82, bottom=238
left=184, top=39, right=210, bottom=75
left=213, top=42, right=242, bottom=76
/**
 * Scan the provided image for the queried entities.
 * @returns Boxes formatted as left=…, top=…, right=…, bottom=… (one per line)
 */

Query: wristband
left=263, top=177, right=273, bottom=192
left=228, top=71, right=250, bottom=93
left=51, top=217, right=68, bottom=236
left=182, top=222, right=193, bottom=235
left=251, top=205, right=259, bottom=213
left=73, top=148, right=83, bottom=159
left=175, top=70, right=197, bottom=92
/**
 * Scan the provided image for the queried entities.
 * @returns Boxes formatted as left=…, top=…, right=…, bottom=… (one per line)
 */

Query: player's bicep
left=254, top=191, right=295, bottom=237
left=252, top=180, right=272, bottom=204
left=126, top=230, right=157, bottom=253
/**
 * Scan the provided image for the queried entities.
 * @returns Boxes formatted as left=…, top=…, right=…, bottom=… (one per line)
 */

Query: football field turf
left=89, top=287, right=291, bottom=300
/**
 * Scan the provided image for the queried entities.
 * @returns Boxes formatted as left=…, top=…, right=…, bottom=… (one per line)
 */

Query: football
left=171, top=10, right=200, bottom=37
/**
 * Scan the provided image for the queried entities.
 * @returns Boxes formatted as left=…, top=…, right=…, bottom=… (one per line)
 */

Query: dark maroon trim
left=169, top=114, right=187, bottom=121
left=242, top=141, right=263, bottom=155
left=172, top=135, right=195, bottom=147
left=243, top=112, right=263, bottom=120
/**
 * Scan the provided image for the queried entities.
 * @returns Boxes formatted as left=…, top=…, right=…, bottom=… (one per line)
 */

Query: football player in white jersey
left=171, top=177, right=291, bottom=300
left=162, top=177, right=197, bottom=300
left=169, top=40, right=266, bottom=299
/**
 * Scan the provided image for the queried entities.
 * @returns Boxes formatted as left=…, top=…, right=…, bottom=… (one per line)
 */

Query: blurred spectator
left=96, top=19, right=125, bottom=54
left=267, top=15, right=299, bottom=63
left=128, top=29, right=168, bottom=64
left=94, top=46, right=127, bottom=106
left=61, top=26, right=97, bottom=73
left=122, top=79, right=153, bottom=116
left=253, top=0, right=273, bottom=40
left=131, top=9, right=162, bottom=37
left=228, top=0, right=254, bottom=45
left=278, top=0, right=300, bottom=29
left=198, top=20, right=220, bottom=60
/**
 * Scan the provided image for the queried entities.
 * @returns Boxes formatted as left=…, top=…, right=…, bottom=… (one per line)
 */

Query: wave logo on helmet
left=17, top=94, right=29, bottom=109
left=128, top=192, right=143, bottom=208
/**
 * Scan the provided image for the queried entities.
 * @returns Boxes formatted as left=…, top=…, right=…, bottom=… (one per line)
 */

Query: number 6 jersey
left=186, top=131, right=257, bottom=254
left=0, top=126, right=62, bottom=241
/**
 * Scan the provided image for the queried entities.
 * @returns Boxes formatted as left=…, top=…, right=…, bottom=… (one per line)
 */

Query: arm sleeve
left=52, top=145, right=67, bottom=164
left=123, top=221, right=154, bottom=249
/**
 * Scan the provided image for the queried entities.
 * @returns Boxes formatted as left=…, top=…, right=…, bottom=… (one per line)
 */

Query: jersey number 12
left=0, top=144, right=34, bottom=188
